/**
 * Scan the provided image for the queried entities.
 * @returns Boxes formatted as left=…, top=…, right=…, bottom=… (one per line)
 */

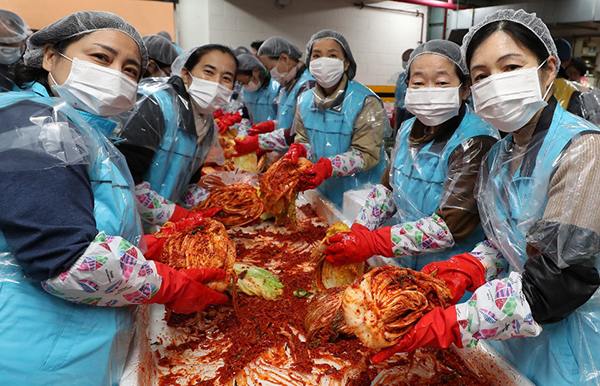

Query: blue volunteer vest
left=479, top=104, right=600, bottom=386
left=277, top=69, right=314, bottom=130
left=140, top=81, right=214, bottom=203
left=298, top=80, right=388, bottom=208
left=390, top=109, right=499, bottom=269
left=0, top=83, right=140, bottom=385
left=243, top=77, right=280, bottom=124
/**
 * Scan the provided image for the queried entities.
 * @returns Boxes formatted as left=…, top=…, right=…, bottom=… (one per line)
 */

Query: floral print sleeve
left=42, top=232, right=162, bottom=307
left=355, top=185, right=397, bottom=231
left=258, top=128, right=288, bottom=151
left=329, top=148, right=365, bottom=177
left=469, top=240, right=508, bottom=281
left=177, top=184, right=210, bottom=210
left=455, top=272, right=543, bottom=348
left=134, top=181, right=176, bottom=226
left=390, top=214, right=455, bottom=257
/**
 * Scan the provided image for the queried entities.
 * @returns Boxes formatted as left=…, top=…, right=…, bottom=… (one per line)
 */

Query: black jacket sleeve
left=522, top=220, right=600, bottom=324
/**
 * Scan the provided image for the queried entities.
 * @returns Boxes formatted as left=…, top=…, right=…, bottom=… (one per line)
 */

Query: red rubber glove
left=324, top=223, right=394, bottom=265
left=234, top=135, right=260, bottom=156
left=146, top=263, right=229, bottom=314
left=371, top=306, right=461, bottom=363
left=213, top=109, right=225, bottom=119
left=421, top=253, right=486, bottom=304
left=248, top=120, right=276, bottom=136
left=282, top=143, right=307, bottom=165
left=299, top=157, right=333, bottom=190
left=217, top=111, right=242, bottom=134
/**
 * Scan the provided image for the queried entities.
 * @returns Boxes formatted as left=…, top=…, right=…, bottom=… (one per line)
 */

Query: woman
left=142, top=34, right=179, bottom=78
left=324, top=40, right=499, bottom=273
left=0, top=10, right=29, bottom=92
left=0, top=12, right=227, bottom=384
left=236, top=53, right=280, bottom=124
left=113, top=44, right=238, bottom=226
left=233, top=36, right=314, bottom=155
left=373, top=10, right=600, bottom=386
left=276, top=30, right=391, bottom=208
left=566, top=57, right=591, bottom=87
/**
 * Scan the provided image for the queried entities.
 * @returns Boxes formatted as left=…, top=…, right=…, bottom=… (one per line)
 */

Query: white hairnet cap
left=461, top=9, right=560, bottom=72
left=233, top=46, right=251, bottom=56
left=143, top=34, right=179, bottom=66
left=237, top=53, right=266, bottom=77
left=257, top=36, right=302, bottom=60
left=306, top=29, right=357, bottom=80
left=0, top=10, right=30, bottom=44
left=24, top=11, right=148, bottom=71
left=407, top=39, right=468, bottom=77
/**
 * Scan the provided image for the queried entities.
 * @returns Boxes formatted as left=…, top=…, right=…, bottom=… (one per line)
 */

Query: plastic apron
left=243, top=77, right=280, bottom=124
left=298, top=80, right=388, bottom=208
left=276, top=69, right=314, bottom=130
left=139, top=79, right=215, bottom=202
left=478, top=104, right=600, bottom=386
left=0, top=83, right=142, bottom=386
left=389, top=109, right=499, bottom=270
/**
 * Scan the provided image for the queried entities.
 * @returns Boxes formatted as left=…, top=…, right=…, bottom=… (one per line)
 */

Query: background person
left=0, top=9, right=29, bottom=91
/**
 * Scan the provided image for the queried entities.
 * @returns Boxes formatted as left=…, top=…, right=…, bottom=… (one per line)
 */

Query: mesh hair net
left=257, top=36, right=302, bottom=60
left=306, top=29, right=357, bottom=80
left=461, top=9, right=560, bottom=72
left=0, top=10, right=29, bottom=44
left=23, top=11, right=148, bottom=71
left=143, top=34, right=179, bottom=66
left=233, top=46, right=251, bottom=56
left=237, top=53, right=266, bottom=77
left=407, top=39, right=468, bottom=76
left=157, top=30, right=172, bottom=41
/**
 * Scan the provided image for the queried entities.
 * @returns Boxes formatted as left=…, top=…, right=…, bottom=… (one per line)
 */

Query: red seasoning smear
left=154, top=204, right=499, bottom=386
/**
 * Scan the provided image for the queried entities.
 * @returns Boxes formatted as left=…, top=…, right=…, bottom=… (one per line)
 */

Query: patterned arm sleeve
left=134, top=181, right=176, bottom=226
left=177, top=183, right=210, bottom=209
left=329, top=148, right=366, bottom=177
left=258, top=128, right=288, bottom=152
left=469, top=240, right=509, bottom=281
left=355, top=185, right=397, bottom=230
left=389, top=214, right=455, bottom=257
left=42, top=232, right=162, bottom=307
left=455, top=272, right=543, bottom=348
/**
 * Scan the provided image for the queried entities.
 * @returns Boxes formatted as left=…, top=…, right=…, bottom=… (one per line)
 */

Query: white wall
left=176, top=0, right=427, bottom=85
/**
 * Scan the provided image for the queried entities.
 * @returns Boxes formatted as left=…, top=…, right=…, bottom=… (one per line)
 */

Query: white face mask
left=471, top=60, right=551, bottom=133
left=50, top=54, right=138, bottom=117
left=405, top=85, right=462, bottom=126
left=187, top=76, right=233, bottom=114
left=243, top=79, right=260, bottom=92
left=0, top=46, right=23, bottom=65
left=309, top=57, right=345, bottom=88
left=270, top=57, right=297, bottom=86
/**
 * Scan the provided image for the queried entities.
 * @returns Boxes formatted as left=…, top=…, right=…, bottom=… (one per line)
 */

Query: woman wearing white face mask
left=278, top=29, right=390, bottom=209
left=0, top=11, right=229, bottom=385
left=369, top=10, right=600, bottom=386
left=233, top=36, right=315, bottom=156
left=235, top=53, right=280, bottom=124
left=0, top=10, right=29, bottom=91
left=326, top=40, right=499, bottom=275
left=113, top=44, right=238, bottom=228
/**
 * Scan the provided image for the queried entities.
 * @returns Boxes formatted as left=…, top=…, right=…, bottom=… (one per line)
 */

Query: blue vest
left=480, top=105, right=600, bottom=386
left=243, top=77, right=280, bottom=124
left=390, top=109, right=499, bottom=269
left=277, top=69, right=314, bottom=130
left=0, top=84, right=140, bottom=385
left=394, top=72, right=408, bottom=110
left=140, top=81, right=214, bottom=202
left=298, top=80, right=388, bottom=208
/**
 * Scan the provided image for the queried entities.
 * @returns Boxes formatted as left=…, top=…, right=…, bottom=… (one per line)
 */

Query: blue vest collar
left=76, top=110, right=119, bottom=138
